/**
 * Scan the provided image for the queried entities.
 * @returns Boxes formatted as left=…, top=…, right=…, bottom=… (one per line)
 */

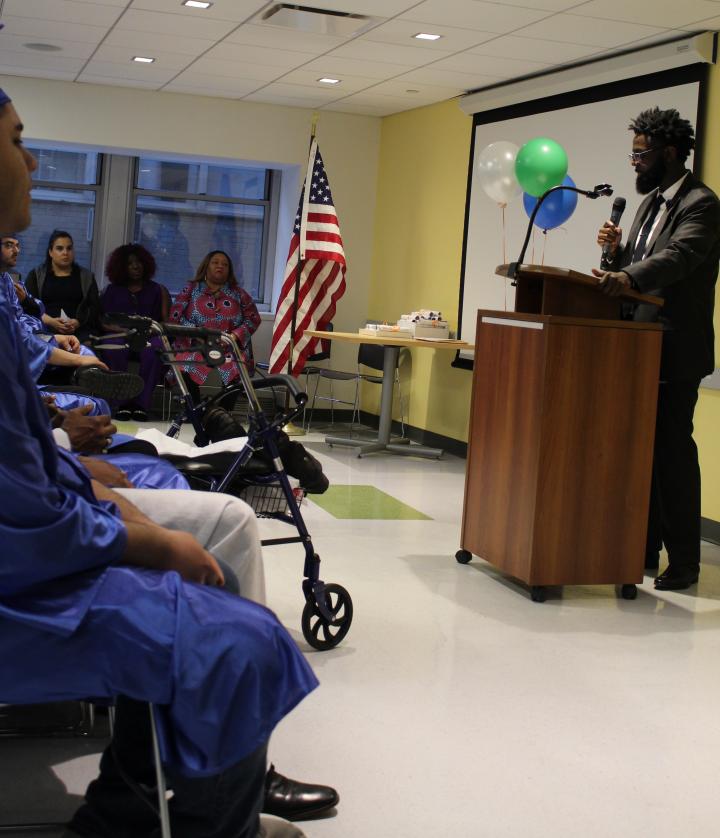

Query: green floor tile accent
left=309, top=485, right=431, bottom=520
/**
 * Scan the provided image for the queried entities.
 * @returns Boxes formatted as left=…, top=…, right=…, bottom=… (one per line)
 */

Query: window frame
left=21, top=144, right=105, bottom=280
left=130, top=158, right=277, bottom=310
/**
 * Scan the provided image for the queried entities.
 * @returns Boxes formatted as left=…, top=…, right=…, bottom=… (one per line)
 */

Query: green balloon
left=514, top=137, right=568, bottom=198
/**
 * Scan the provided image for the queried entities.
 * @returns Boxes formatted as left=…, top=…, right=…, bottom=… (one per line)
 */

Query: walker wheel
left=620, top=584, right=638, bottom=600
left=455, top=549, right=473, bottom=564
left=302, top=583, right=353, bottom=650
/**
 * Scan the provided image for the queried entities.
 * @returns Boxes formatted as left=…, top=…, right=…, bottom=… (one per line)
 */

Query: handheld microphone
left=600, top=196, right=626, bottom=269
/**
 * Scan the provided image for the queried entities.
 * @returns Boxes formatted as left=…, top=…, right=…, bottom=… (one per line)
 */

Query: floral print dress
left=169, top=280, right=261, bottom=384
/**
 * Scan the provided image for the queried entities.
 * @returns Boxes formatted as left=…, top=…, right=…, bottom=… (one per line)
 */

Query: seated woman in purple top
left=99, top=244, right=170, bottom=421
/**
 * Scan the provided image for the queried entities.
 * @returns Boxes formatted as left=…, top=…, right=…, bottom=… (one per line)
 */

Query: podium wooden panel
left=460, top=265, right=663, bottom=590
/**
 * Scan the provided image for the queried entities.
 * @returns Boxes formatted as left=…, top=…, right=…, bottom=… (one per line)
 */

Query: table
left=305, top=330, right=472, bottom=458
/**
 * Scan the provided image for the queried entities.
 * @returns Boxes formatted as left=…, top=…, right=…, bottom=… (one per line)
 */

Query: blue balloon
left=523, top=174, right=578, bottom=230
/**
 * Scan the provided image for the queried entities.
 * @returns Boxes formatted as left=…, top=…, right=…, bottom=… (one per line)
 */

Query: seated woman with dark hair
left=25, top=229, right=101, bottom=343
left=170, top=250, right=261, bottom=410
left=99, top=243, right=171, bottom=422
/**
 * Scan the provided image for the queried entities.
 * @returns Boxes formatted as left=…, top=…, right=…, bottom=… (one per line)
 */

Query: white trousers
left=117, top=488, right=266, bottom=605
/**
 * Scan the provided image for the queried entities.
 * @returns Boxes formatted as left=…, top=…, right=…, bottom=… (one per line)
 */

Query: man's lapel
left=645, top=174, right=694, bottom=257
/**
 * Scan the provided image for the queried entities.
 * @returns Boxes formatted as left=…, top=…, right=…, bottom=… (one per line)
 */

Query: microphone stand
left=506, top=183, right=613, bottom=283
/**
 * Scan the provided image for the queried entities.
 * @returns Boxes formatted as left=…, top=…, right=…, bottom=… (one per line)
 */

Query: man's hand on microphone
left=592, top=268, right=631, bottom=296
left=597, top=221, right=622, bottom=254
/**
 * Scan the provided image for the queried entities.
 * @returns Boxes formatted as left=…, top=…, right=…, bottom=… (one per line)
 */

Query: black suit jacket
left=612, top=172, right=720, bottom=382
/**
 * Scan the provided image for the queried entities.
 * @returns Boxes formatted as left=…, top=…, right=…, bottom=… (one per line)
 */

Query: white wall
left=1, top=75, right=381, bottom=369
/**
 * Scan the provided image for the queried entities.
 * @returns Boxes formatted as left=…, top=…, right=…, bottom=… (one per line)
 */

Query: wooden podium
left=458, top=264, right=664, bottom=601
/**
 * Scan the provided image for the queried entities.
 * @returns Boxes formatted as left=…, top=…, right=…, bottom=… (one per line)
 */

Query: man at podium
left=594, top=107, right=720, bottom=591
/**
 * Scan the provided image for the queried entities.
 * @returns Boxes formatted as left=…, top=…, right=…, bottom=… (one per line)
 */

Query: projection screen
left=456, top=64, right=707, bottom=363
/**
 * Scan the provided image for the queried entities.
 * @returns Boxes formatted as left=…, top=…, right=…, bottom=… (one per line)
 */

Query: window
left=133, top=159, right=274, bottom=302
left=16, top=145, right=101, bottom=280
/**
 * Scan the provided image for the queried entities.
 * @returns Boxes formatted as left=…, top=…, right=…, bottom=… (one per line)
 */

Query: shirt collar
left=659, top=171, right=689, bottom=205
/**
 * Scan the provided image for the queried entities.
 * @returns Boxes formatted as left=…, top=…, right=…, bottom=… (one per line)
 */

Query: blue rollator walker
left=96, top=313, right=353, bottom=651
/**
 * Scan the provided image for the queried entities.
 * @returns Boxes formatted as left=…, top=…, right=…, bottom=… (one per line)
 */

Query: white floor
left=28, top=423, right=720, bottom=837
left=259, top=429, right=720, bottom=838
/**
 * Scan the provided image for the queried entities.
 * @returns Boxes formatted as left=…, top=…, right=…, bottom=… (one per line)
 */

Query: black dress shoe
left=654, top=566, right=699, bottom=591
left=75, top=367, right=144, bottom=402
left=263, top=764, right=339, bottom=821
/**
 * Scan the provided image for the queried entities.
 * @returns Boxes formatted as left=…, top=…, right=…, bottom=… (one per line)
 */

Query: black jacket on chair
left=611, top=172, right=720, bottom=382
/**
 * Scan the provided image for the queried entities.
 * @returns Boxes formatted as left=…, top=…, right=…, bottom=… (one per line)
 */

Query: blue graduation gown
left=0, top=285, right=317, bottom=776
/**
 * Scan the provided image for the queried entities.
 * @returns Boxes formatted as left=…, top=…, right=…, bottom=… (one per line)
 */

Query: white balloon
left=475, top=141, right=522, bottom=207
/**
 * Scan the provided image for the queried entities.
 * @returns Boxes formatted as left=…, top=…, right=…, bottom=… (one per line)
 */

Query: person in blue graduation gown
left=0, top=85, right=319, bottom=838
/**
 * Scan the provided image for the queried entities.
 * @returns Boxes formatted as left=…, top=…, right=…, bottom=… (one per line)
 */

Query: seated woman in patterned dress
left=169, top=250, right=261, bottom=410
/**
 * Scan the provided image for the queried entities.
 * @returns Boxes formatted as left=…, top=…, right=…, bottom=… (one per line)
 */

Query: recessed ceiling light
left=414, top=33, right=442, bottom=41
left=183, top=0, right=213, bottom=8
left=133, top=56, right=156, bottom=63
left=24, top=42, right=63, bottom=52
left=318, top=77, right=341, bottom=84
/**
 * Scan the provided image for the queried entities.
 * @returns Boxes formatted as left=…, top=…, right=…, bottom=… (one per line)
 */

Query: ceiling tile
left=0, top=14, right=107, bottom=44
left=366, top=78, right=463, bottom=98
left=91, top=44, right=195, bottom=70
left=273, top=69, right=377, bottom=94
left=400, top=0, right=552, bottom=34
left=0, top=31, right=99, bottom=59
left=399, top=65, right=504, bottom=90
left=434, top=52, right=552, bottom=78
left=77, top=74, right=162, bottom=89
left=568, top=0, right=720, bottom=28
left=186, top=56, right=287, bottom=82
left=360, top=19, right=497, bottom=51
left=516, top=14, right=670, bottom=47
left=0, top=46, right=85, bottom=71
left=252, top=81, right=346, bottom=99
left=243, top=89, right=339, bottom=109
left=0, top=65, right=79, bottom=83
left=80, top=58, right=179, bottom=83
left=115, top=8, right=238, bottom=38
left=480, top=0, right=594, bottom=9
left=3, top=0, right=123, bottom=26
left=163, top=72, right=263, bottom=94
left=468, top=34, right=604, bottom=64
left=328, top=90, right=440, bottom=114
left=326, top=38, right=452, bottom=67
left=129, top=0, right=265, bottom=23
left=203, top=42, right=314, bottom=69
left=105, top=28, right=217, bottom=56
left=321, top=98, right=407, bottom=116
left=224, top=23, right=345, bottom=53
left=300, top=55, right=418, bottom=80
left=162, top=83, right=250, bottom=99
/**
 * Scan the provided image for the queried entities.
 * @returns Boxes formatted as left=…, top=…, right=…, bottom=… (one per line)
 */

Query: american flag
left=269, top=140, right=346, bottom=376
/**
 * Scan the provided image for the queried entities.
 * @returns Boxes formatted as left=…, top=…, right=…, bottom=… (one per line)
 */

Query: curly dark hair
left=105, top=243, right=157, bottom=285
left=629, top=107, right=695, bottom=163
left=191, top=250, right=239, bottom=288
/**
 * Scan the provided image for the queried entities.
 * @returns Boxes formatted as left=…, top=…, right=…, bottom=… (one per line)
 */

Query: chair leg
left=350, top=379, right=361, bottom=433
left=308, top=372, right=322, bottom=429
left=395, top=370, right=405, bottom=438
left=149, top=704, right=172, bottom=838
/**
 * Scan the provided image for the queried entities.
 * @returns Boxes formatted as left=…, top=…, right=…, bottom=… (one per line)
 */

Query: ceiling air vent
left=257, top=4, right=379, bottom=37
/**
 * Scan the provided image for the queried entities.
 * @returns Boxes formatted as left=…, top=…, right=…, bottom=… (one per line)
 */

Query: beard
left=636, top=156, right=666, bottom=194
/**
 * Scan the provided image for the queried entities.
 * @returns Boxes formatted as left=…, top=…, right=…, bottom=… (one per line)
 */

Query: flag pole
left=284, top=112, right=319, bottom=436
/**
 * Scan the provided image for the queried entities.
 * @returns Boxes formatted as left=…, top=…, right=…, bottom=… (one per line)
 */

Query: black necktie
left=631, top=193, right=664, bottom=263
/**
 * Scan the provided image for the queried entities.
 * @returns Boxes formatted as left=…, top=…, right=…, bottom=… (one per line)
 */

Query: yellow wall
left=695, top=64, right=720, bottom=521
left=367, top=99, right=473, bottom=443
left=370, top=70, right=720, bottom=519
